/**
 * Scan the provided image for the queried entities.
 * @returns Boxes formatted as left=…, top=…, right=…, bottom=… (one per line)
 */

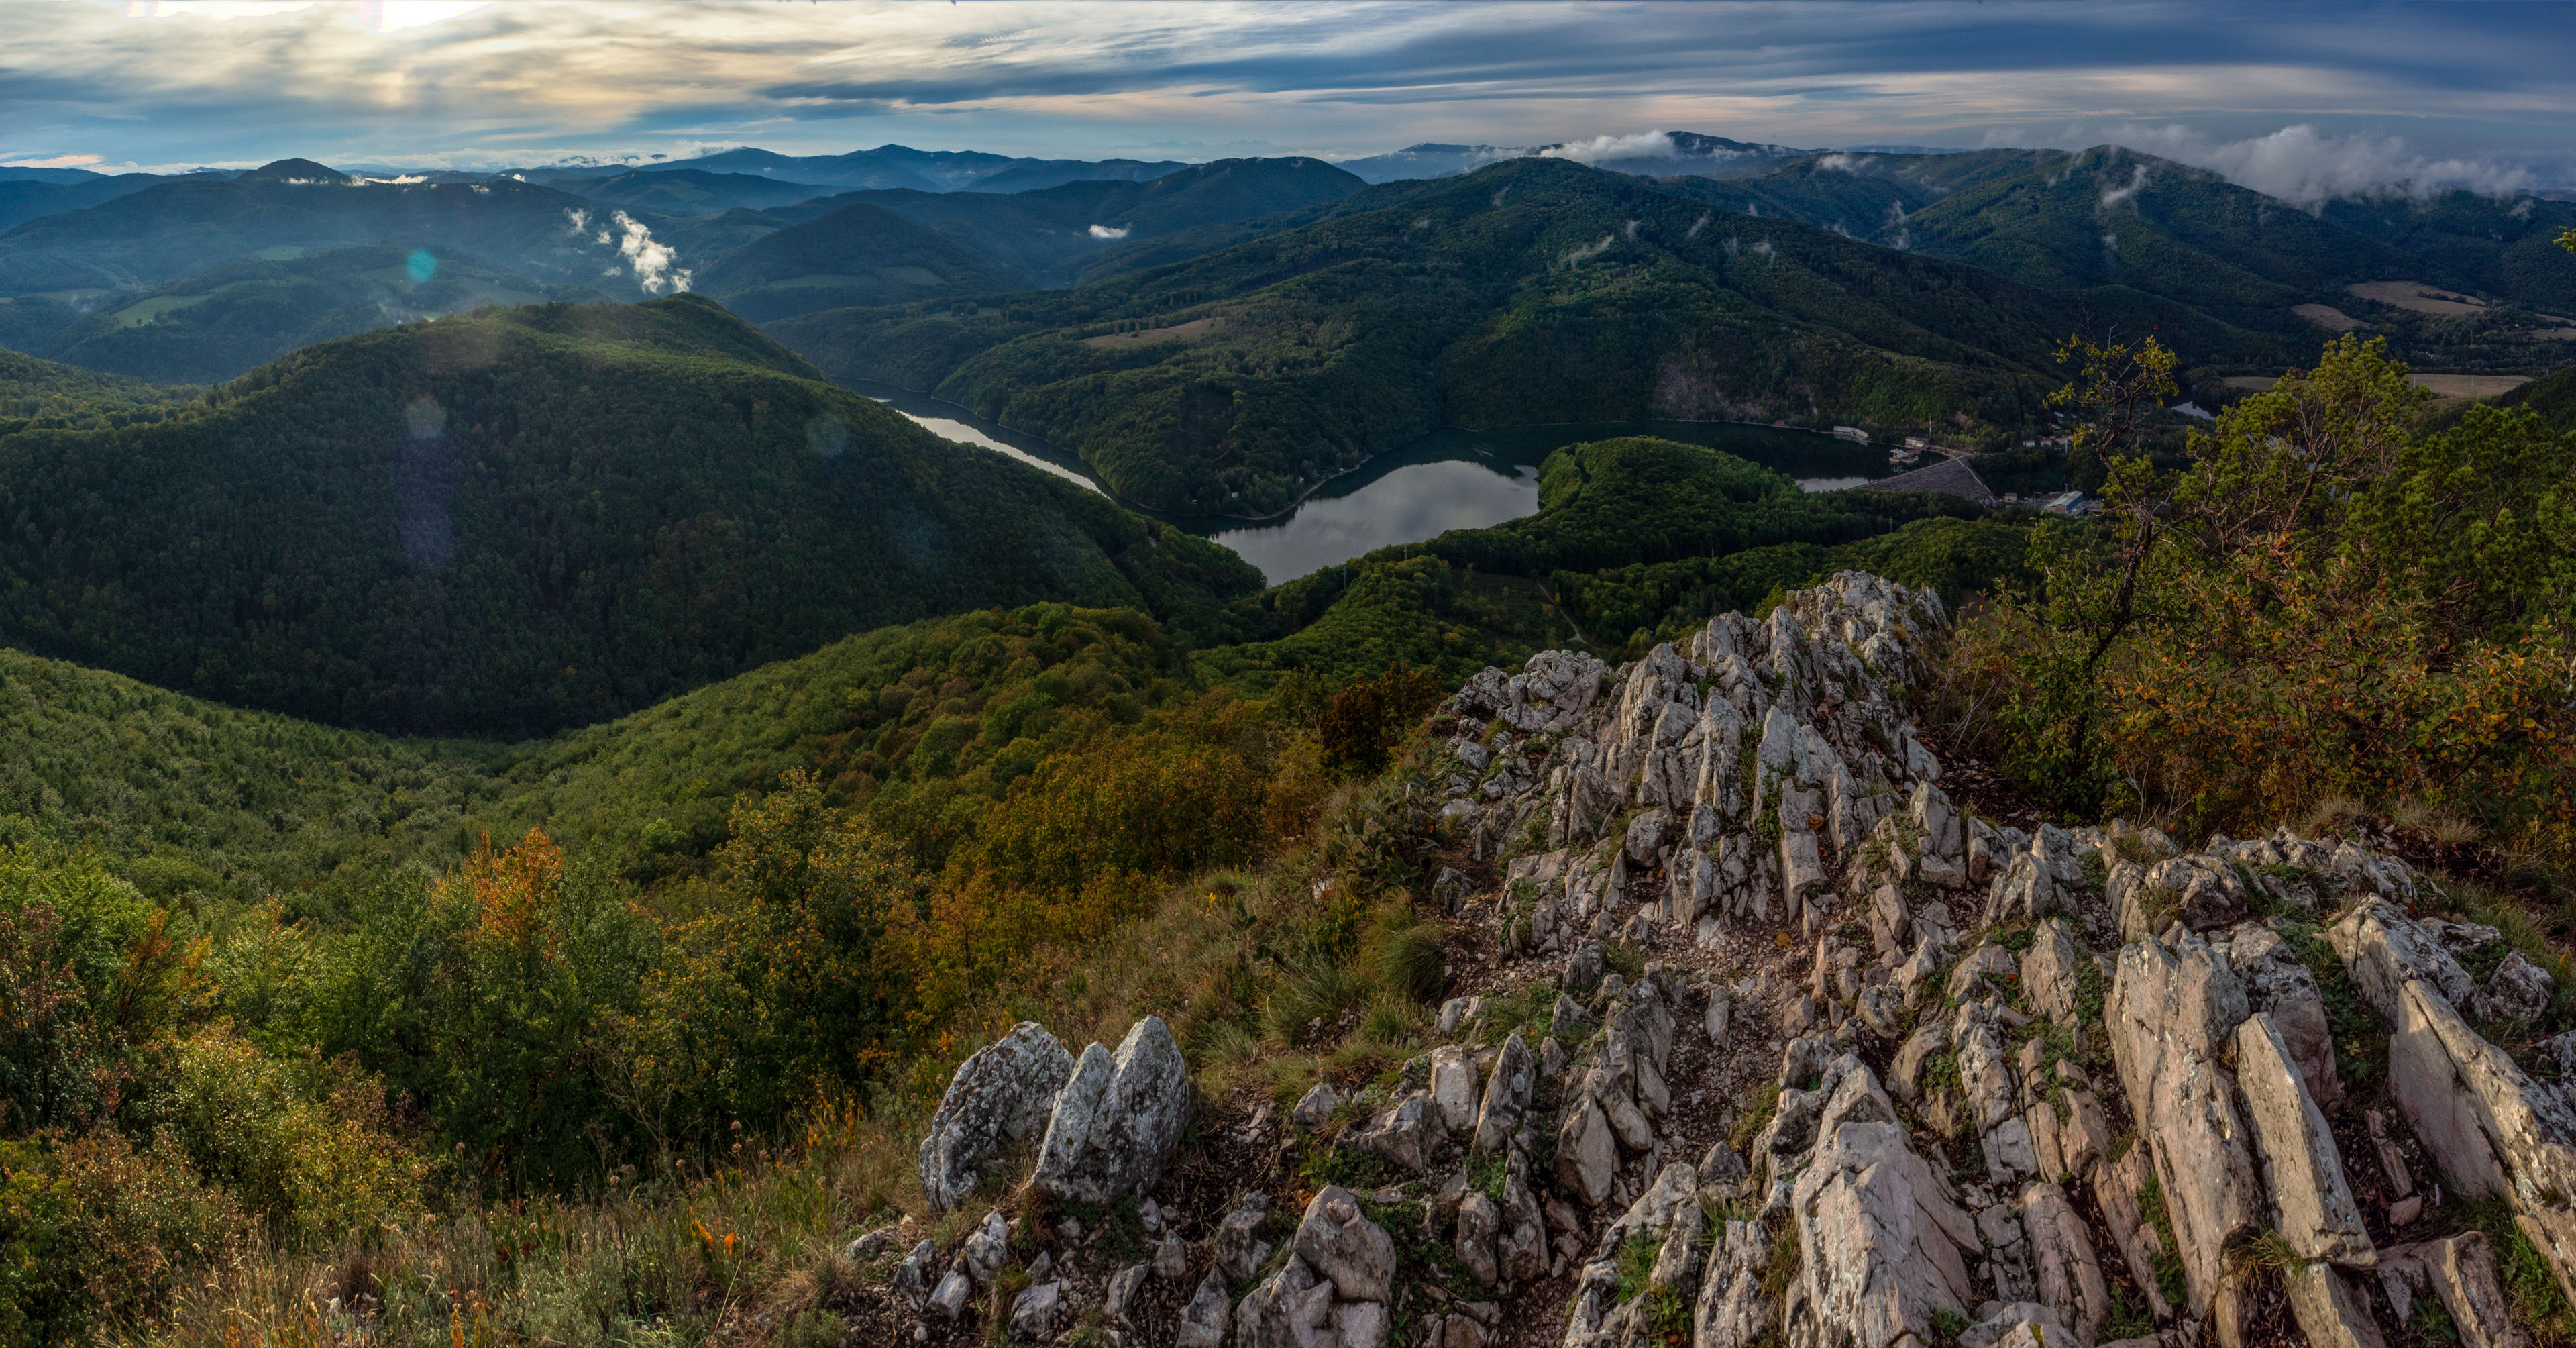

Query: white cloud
left=2110, top=123, right=2534, bottom=205
left=2098, top=162, right=2148, bottom=209
left=2, top=152, right=104, bottom=168
left=1539, top=130, right=1676, bottom=165
left=1815, top=152, right=1871, bottom=174
left=612, top=210, right=688, bottom=293
left=1087, top=223, right=1130, bottom=239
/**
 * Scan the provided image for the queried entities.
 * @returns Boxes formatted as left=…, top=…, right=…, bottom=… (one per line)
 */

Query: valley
left=0, top=113, right=2571, bottom=1348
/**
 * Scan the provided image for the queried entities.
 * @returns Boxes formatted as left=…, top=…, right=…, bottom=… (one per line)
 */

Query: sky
left=3, top=0, right=2571, bottom=195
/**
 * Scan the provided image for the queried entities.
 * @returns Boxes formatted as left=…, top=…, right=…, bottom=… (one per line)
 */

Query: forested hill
left=0, top=293, right=1261, bottom=737
left=766, top=155, right=2277, bottom=513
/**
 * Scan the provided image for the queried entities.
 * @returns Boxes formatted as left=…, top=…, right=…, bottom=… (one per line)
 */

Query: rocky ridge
left=862, top=572, right=2576, bottom=1348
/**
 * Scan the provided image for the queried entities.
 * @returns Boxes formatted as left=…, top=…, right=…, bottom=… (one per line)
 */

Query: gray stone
left=1500, top=1174, right=1550, bottom=1284
left=1891, top=1022, right=1947, bottom=1102
left=1234, top=1255, right=1330, bottom=1348
left=2020, top=1182, right=2108, bottom=1339
left=2107, top=933, right=2260, bottom=1318
left=1693, top=1218, right=1776, bottom=1348
left=1032, top=1016, right=1192, bottom=1205
left=1697, top=1140, right=1747, bottom=1190
left=1346, top=1092, right=1440, bottom=1174
left=1430, top=1046, right=1479, bottom=1133
left=1293, top=1081, right=1342, bottom=1131
left=2283, top=1262, right=2387, bottom=1348
left=2234, top=1011, right=2372, bottom=1265
left=1552, top=993, right=1597, bottom=1040
left=1471, top=1033, right=1535, bottom=1156
left=2020, top=920, right=2084, bottom=1022
left=1784, top=1060, right=1981, bottom=1348
left=1294, top=1186, right=1397, bottom=1305
left=1155, top=1233, right=1189, bottom=1280
left=2475, top=950, right=2555, bottom=1025
left=928, top=1266, right=971, bottom=1319
left=1008, top=1282, right=1062, bottom=1341
left=1957, top=1302, right=2075, bottom=1348
left=2329, top=900, right=2476, bottom=1021
left=1946, top=943, right=2016, bottom=1001
left=2383, top=1234, right=2532, bottom=1348
left=892, top=1237, right=937, bottom=1306
left=1174, top=1268, right=1232, bottom=1348
left=1336, top=1299, right=1388, bottom=1348
left=961, top=1209, right=1010, bottom=1286
left=918, top=1022, right=1075, bottom=1212
left=1214, top=1193, right=1272, bottom=1280
left=1566, top=942, right=1608, bottom=996
left=1105, top=1262, right=1150, bottom=1321
left=1556, top=1095, right=1617, bottom=1207
left=2229, top=921, right=2341, bottom=1107
left=1456, top=1190, right=1502, bottom=1287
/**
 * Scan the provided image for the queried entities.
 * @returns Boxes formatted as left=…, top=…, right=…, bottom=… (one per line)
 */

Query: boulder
left=1346, top=1092, right=1441, bottom=1174
left=1214, top=1193, right=1273, bottom=1280
left=2328, top=900, right=2475, bottom=1021
left=1173, top=1269, right=1232, bottom=1347
left=1031, top=1016, right=1191, bottom=1205
left=1007, top=1282, right=1062, bottom=1341
left=918, top=1022, right=1075, bottom=1212
left=960, top=1209, right=1010, bottom=1286
left=1235, top=1256, right=1332, bottom=1348
left=2282, top=1262, right=2387, bottom=1348
left=1566, top=941, right=1608, bottom=996
left=1890, top=1023, right=1947, bottom=1102
left=2377, top=1234, right=2531, bottom=1348
left=1430, top=1046, right=1479, bottom=1132
left=1911, top=782, right=1967, bottom=888
left=1456, top=1190, right=1502, bottom=1287
left=2020, top=1182, right=2110, bottom=1338
left=2383, top=975, right=2576, bottom=1308
left=1500, top=1174, right=1550, bottom=1284
left=892, top=1237, right=937, bottom=1307
left=928, top=1266, right=971, bottom=1319
left=1957, top=1302, right=2075, bottom=1348
left=2475, top=950, right=2555, bottom=1025
left=2020, top=920, right=2084, bottom=1022
left=1471, top=1033, right=1536, bottom=1155
left=1693, top=1218, right=1777, bottom=1348
left=1782, top=1059, right=1981, bottom=1348
left=1945, top=943, right=2016, bottom=1001
left=1556, top=1095, right=1619, bottom=1207
left=2107, top=935, right=2260, bottom=1318
left=2233, top=1011, right=2372, bottom=1265
left=1105, top=1263, right=1150, bottom=1323
left=1293, top=1081, right=1342, bottom=1131
left=2227, top=922, right=2340, bottom=1106
left=1294, top=1186, right=1397, bottom=1306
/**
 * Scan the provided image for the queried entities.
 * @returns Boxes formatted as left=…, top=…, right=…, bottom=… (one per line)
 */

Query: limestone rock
left=1214, top=1193, right=1273, bottom=1280
left=1031, top=1016, right=1191, bottom=1205
left=1557, top=1094, right=1618, bottom=1207
left=1155, top=1233, right=1189, bottom=1280
left=1945, top=943, right=2016, bottom=1002
left=1346, top=1092, right=1440, bottom=1174
left=918, top=1022, right=1075, bottom=1212
left=1294, top=1186, right=1397, bottom=1306
left=1782, top=1059, right=1980, bottom=1348
left=1500, top=1174, right=1550, bottom=1284
left=892, top=1237, right=937, bottom=1307
left=2021, top=1181, right=2110, bottom=1338
left=1293, top=1081, right=1342, bottom=1131
left=1472, top=1033, right=1536, bottom=1156
left=2107, top=934, right=2259, bottom=1318
left=2378, top=1234, right=2531, bottom=1348
left=1456, top=1191, right=1502, bottom=1288
left=2234, top=1011, right=2372, bottom=1265
left=1173, top=1269, right=1232, bottom=1347
left=929, top=1266, right=971, bottom=1319
left=1430, top=1046, right=1479, bottom=1133
left=1105, top=1263, right=1150, bottom=1323
left=2020, top=920, right=2084, bottom=1022
left=2383, top=974, right=2576, bottom=1308
left=2282, top=1262, right=2387, bottom=1348
left=2475, top=950, right=2555, bottom=1025
left=960, top=1209, right=1010, bottom=1286
left=1891, top=1023, right=1947, bottom=1102
left=1008, top=1282, right=1062, bottom=1341
left=2228, top=922, right=2340, bottom=1106
left=1234, top=1256, right=1330, bottom=1348
left=1693, top=1218, right=1776, bottom=1348
left=2329, top=900, right=2475, bottom=1021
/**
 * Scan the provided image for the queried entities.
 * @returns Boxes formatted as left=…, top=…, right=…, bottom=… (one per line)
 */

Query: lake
left=843, top=380, right=1897, bottom=584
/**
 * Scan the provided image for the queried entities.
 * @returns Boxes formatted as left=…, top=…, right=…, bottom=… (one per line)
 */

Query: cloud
left=3, top=152, right=103, bottom=168
left=1815, top=152, right=1872, bottom=174
left=611, top=210, right=688, bottom=293
left=2112, top=123, right=2536, bottom=205
left=1087, top=223, right=1130, bottom=239
left=2098, top=162, right=2148, bottom=209
left=1539, top=129, right=1675, bottom=165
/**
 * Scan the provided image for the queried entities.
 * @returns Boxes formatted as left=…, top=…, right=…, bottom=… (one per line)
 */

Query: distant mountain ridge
left=528, top=144, right=1195, bottom=195
left=1336, top=132, right=1819, bottom=183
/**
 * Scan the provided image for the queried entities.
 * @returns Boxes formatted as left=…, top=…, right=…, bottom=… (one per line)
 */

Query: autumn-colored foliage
left=1953, top=335, right=2576, bottom=847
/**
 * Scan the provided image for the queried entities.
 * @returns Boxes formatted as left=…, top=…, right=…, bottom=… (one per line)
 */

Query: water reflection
left=833, top=378, right=1901, bottom=586
left=1210, top=459, right=1539, bottom=585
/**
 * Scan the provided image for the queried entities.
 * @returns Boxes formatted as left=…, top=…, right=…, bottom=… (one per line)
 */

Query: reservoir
left=847, top=380, right=1896, bottom=585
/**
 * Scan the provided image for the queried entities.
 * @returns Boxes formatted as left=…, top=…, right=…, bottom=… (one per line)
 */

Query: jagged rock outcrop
left=918, top=1021, right=1075, bottom=1212
left=1033, top=1015, right=1193, bottom=1204
left=2107, top=928, right=2259, bottom=1318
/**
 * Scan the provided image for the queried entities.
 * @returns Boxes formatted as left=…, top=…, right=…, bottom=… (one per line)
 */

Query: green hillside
left=0, top=293, right=1260, bottom=737
left=2498, top=362, right=2576, bottom=430
left=790, top=157, right=1368, bottom=287
left=24, top=244, right=602, bottom=384
left=0, top=159, right=700, bottom=299
left=563, top=167, right=841, bottom=216
left=694, top=200, right=1032, bottom=321
left=2325, top=188, right=2576, bottom=314
left=768, top=156, right=2273, bottom=513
